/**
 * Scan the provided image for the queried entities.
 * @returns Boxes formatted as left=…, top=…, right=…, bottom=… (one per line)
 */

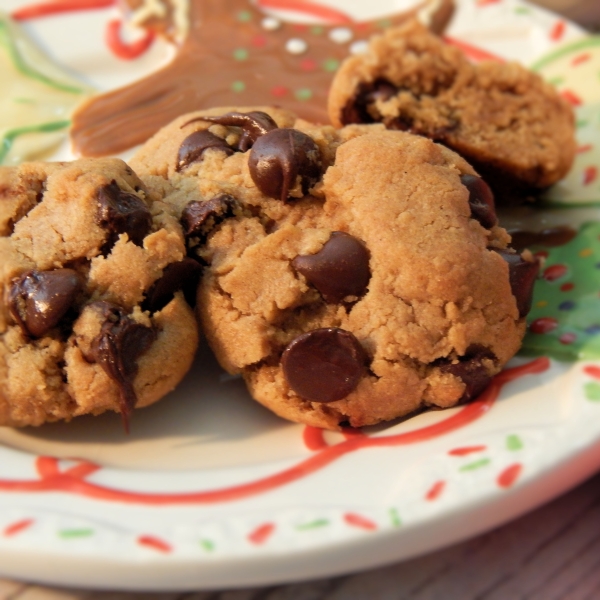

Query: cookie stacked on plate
left=128, top=105, right=538, bottom=429
left=0, top=159, right=199, bottom=427
left=328, top=20, right=576, bottom=201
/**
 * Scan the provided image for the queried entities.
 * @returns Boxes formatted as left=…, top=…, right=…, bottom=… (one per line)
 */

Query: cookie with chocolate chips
left=133, top=106, right=536, bottom=430
left=328, top=20, right=576, bottom=201
left=0, top=158, right=199, bottom=428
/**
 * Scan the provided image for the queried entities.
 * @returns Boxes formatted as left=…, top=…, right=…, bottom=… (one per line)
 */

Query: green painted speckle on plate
left=506, top=434, right=524, bottom=451
left=389, top=508, right=402, bottom=527
left=296, top=519, right=329, bottom=531
left=231, top=81, right=246, bottom=93
left=200, top=539, right=215, bottom=551
left=584, top=381, right=600, bottom=401
left=459, top=458, right=491, bottom=472
left=59, top=529, right=94, bottom=539
left=310, top=26, right=324, bottom=35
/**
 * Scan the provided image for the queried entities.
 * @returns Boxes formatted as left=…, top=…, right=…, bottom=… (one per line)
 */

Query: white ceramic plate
left=1, top=0, right=600, bottom=591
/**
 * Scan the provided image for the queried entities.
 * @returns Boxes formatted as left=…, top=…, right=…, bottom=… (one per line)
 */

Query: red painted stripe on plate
left=137, top=535, right=172, bottom=553
left=577, top=144, right=593, bottom=154
left=11, top=0, right=114, bottom=20
left=443, top=36, right=503, bottom=62
left=248, top=522, right=275, bottom=545
left=257, top=0, right=353, bottom=23
left=448, top=445, right=487, bottom=456
left=3, top=519, right=34, bottom=537
left=344, top=513, right=377, bottom=530
left=550, top=20, right=566, bottom=42
left=426, top=480, right=446, bottom=501
left=497, top=463, right=522, bottom=488
left=303, top=426, right=328, bottom=450
left=571, top=52, right=591, bottom=66
left=583, top=166, right=598, bottom=186
left=560, top=90, right=582, bottom=106
left=584, top=365, right=600, bottom=380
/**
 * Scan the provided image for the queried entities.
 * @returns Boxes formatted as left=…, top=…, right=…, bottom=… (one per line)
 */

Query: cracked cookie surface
left=132, top=107, right=536, bottom=429
left=0, top=158, right=199, bottom=427
left=328, top=20, right=576, bottom=201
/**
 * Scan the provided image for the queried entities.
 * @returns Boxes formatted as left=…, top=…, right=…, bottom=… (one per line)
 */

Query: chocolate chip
left=96, top=180, right=152, bottom=250
left=292, top=232, right=370, bottom=303
left=177, top=130, right=234, bottom=171
left=496, top=250, right=540, bottom=318
left=88, top=302, right=156, bottom=430
left=460, top=174, right=497, bottom=229
left=248, top=128, right=322, bottom=202
left=8, top=269, right=81, bottom=338
left=180, top=194, right=237, bottom=241
left=437, top=344, right=496, bottom=403
left=281, top=328, right=366, bottom=403
left=143, top=258, right=202, bottom=312
left=189, top=111, right=278, bottom=152
left=341, top=79, right=398, bottom=125
left=508, top=226, right=577, bottom=253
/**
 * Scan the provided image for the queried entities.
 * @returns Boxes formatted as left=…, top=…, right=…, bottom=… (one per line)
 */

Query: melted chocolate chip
left=143, top=258, right=202, bottom=312
left=437, top=344, right=496, bottom=403
left=248, top=128, right=322, bottom=202
left=177, top=129, right=234, bottom=171
left=188, top=111, right=279, bottom=152
left=341, top=79, right=398, bottom=125
left=292, top=232, right=370, bottom=303
left=496, top=250, right=540, bottom=318
left=8, top=269, right=81, bottom=338
left=96, top=181, right=152, bottom=250
left=281, top=327, right=366, bottom=403
left=508, top=226, right=577, bottom=253
left=180, top=194, right=237, bottom=241
left=460, top=174, right=497, bottom=229
left=88, top=302, right=156, bottom=430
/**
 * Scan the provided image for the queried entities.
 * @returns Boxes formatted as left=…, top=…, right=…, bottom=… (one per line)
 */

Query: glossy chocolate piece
left=89, top=302, right=156, bottom=429
left=460, top=174, right=497, bottom=229
left=341, top=79, right=398, bottom=125
left=8, top=269, right=81, bottom=338
left=437, top=344, right=496, bottom=403
left=177, top=129, right=234, bottom=171
left=96, top=180, right=152, bottom=249
left=248, top=128, right=322, bottom=202
left=180, top=194, right=237, bottom=241
left=281, top=327, right=366, bottom=403
left=143, top=258, right=202, bottom=312
left=292, top=231, right=371, bottom=303
left=496, top=250, right=540, bottom=317
left=186, top=111, right=278, bottom=152
left=509, top=226, right=577, bottom=253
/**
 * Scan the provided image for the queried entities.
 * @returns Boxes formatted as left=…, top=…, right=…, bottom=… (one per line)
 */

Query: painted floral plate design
left=1, top=0, right=599, bottom=591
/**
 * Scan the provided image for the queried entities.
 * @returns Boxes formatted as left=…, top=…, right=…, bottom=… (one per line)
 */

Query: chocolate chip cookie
left=133, top=107, right=536, bottom=429
left=0, top=158, right=199, bottom=428
left=328, top=20, right=576, bottom=201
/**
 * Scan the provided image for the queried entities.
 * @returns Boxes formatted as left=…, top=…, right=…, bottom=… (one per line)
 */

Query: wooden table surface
left=2, top=1, right=599, bottom=599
